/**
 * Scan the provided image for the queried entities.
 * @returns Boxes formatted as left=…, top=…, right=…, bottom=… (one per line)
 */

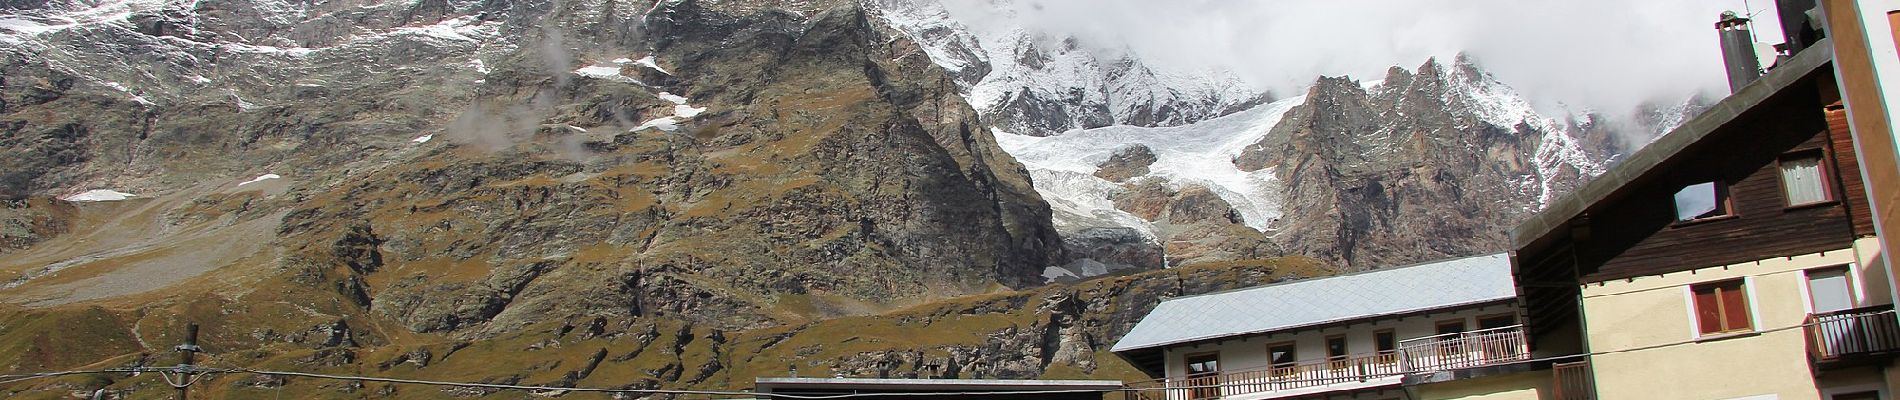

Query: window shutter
left=1694, top=286, right=1723, bottom=334
left=1720, top=285, right=1751, bottom=330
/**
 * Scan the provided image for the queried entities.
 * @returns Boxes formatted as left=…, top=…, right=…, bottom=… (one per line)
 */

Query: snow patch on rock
left=63, top=189, right=137, bottom=202
left=238, top=174, right=281, bottom=186
left=574, top=64, right=640, bottom=84
left=633, top=55, right=669, bottom=75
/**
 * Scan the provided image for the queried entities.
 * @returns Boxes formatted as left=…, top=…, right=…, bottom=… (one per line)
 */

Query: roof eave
left=1108, top=296, right=1518, bottom=353
left=1508, top=39, right=1837, bottom=252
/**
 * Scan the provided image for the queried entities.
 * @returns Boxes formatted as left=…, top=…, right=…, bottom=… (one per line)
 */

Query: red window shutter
left=1720, top=284, right=1751, bottom=330
left=1694, top=286, right=1722, bottom=334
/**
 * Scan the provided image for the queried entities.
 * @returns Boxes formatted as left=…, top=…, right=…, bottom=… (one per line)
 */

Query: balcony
left=1397, top=324, right=1531, bottom=373
left=1123, top=352, right=1402, bottom=400
left=1123, top=326, right=1532, bottom=400
left=1806, top=305, right=1900, bottom=370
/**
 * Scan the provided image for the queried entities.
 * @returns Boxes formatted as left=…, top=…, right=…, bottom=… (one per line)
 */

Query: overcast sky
left=944, top=0, right=1787, bottom=115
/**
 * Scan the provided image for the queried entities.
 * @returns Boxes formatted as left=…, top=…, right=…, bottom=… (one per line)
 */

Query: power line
left=0, top=369, right=144, bottom=386
left=5, top=313, right=1890, bottom=399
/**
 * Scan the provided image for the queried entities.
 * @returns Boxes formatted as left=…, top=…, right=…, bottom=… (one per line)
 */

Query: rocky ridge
left=866, top=0, right=1266, bottom=136
left=1239, top=56, right=1610, bottom=269
left=0, top=0, right=1078, bottom=368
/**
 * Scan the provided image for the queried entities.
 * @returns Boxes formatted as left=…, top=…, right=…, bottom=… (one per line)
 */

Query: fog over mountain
left=941, top=0, right=1780, bottom=117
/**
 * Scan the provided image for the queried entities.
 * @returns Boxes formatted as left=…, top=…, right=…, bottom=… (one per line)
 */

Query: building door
left=1476, top=314, right=1519, bottom=360
left=1435, top=319, right=1469, bottom=364
left=1184, top=353, right=1219, bottom=399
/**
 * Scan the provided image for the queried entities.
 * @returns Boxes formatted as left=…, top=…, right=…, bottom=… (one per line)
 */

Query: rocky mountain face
left=0, top=0, right=1708, bottom=397
left=0, top=0, right=1139, bottom=390
left=1237, top=57, right=1608, bottom=269
left=988, top=55, right=1649, bottom=274
left=0, top=256, right=1327, bottom=399
left=865, top=0, right=1678, bottom=273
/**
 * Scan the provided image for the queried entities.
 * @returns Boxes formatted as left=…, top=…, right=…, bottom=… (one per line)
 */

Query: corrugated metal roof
left=1111, top=253, right=1516, bottom=353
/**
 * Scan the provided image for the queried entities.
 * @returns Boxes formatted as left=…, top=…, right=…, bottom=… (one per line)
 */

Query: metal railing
left=1125, top=326, right=1533, bottom=399
left=1397, top=325, right=1531, bottom=373
left=1551, top=360, right=1594, bottom=400
left=1123, top=352, right=1403, bottom=400
left=1806, top=305, right=1900, bottom=363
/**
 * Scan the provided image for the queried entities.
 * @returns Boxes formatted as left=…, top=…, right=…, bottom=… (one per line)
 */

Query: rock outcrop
left=1240, top=56, right=1603, bottom=269
left=0, top=0, right=1063, bottom=342
left=1093, top=144, right=1156, bottom=182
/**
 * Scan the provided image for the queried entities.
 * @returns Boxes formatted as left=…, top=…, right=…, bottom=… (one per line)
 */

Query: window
left=1325, top=334, right=1348, bottom=368
left=1674, top=181, right=1732, bottom=221
left=1478, top=314, right=1517, bottom=330
left=1436, top=319, right=1467, bottom=336
left=1476, top=314, right=1519, bottom=359
left=1693, top=280, right=1754, bottom=335
left=1436, top=319, right=1469, bottom=355
left=1325, top=335, right=1348, bottom=359
left=1267, top=342, right=1298, bottom=371
left=1807, top=266, right=1856, bottom=313
left=1780, top=153, right=1832, bottom=206
left=1184, top=353, right=1219, bottom=399
left=1374, top=329, right=1396, bottom=354
left=1832, top=391, right=1879, bottom=400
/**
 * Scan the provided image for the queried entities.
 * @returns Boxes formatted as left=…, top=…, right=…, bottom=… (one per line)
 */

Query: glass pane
left=1674, top=182, right=1722, bottom=221
left=1437, top=321, right=1465, bottom=335
left=1781, top=157, right=1827, bottom=205
left=1269, top=345, right=1296, bottom=365
left=1479, top=315, right=1515, bottom=329
left=1375, top=331, right=1395, bottom=352
left=1186, top=354, right=1218, bottom=375
left=1327, top=337, right=1346, bottom=357
left=1808, top=268, right=1853, bottom=312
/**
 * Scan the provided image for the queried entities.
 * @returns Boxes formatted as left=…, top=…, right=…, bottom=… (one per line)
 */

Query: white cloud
left=941, top=0, right=1786, bottom=115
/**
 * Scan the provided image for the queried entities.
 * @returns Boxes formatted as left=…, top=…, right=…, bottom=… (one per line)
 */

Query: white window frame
left=1798, top=263, right=1865, bottom=314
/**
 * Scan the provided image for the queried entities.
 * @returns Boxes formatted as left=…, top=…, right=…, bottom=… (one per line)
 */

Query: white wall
left=1160, top=303, right=1519, bottom=379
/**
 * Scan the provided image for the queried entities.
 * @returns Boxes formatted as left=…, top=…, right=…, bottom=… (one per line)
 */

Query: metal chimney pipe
left=1716, top=11, right=1762, bottom=93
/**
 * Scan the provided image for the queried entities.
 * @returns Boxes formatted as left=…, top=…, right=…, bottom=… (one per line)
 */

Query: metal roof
left=1110, top=253, right=1516, bottom=353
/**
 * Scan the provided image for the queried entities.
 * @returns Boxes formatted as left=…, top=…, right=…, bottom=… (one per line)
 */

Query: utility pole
left=174, top=323, right=201, bottom=400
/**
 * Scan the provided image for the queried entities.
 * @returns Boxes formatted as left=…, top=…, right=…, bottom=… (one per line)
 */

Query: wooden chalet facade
left=1512, top=36, right=1900, bottom=399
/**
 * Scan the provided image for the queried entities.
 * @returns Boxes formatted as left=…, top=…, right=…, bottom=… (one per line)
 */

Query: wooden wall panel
left=1574, top=86, right=1860, bottom=283
left=1825, top=106, right=1879, bottom=236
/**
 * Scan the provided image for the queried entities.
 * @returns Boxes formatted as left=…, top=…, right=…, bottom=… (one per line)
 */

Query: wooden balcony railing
left=1551, top=360, right=1594, bottom=400
left=1806, top=305, right=1900, bottom=365
left=1123, top=352, right=1402, bottom=400
left=1397, top=325, right=1531, bottom=373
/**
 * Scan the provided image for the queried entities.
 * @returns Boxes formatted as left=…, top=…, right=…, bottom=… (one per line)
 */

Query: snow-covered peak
left=867, top=0, right=1265, bottom=136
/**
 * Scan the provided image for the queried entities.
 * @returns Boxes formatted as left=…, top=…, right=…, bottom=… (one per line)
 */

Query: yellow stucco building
left=1511, top=1, right=1900, bottom=399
